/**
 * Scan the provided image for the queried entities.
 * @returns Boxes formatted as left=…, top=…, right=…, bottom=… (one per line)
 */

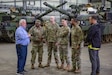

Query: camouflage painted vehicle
left=0, top=12, right=17, bottom=42
left=43, top=2, right=112, bottom=43
left=0, top=7, right=35, bottom=42
left=0, top=1, right=67, bottom=42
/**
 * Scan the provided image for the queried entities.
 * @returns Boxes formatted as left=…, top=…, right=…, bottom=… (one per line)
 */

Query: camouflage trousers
left=72, top=47, right=81, bottom=70
left=47, top=42, right=59, bottom=64
left=31, top=44, right=43, bottom=64
left=59, top=44, right=70, bottom=65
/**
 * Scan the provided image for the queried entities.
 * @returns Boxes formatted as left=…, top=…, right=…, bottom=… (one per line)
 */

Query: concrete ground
left=0, top=42, right=112, bottom=75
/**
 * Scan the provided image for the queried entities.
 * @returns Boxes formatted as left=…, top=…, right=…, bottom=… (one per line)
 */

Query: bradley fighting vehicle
left=43, top=1, right=112, bottom=43
left=0, top=1, right=67, bottom=42
left=0, top=7, right=35, bottom=42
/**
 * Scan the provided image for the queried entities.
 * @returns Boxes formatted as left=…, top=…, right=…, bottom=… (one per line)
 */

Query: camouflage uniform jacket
left=71, top=24, right=83, bottom=48
left=58, top=26, right=70, bottom=45
left=45, top=22, right=59, bottom=42
left=29, top=25, right=44, bottom=45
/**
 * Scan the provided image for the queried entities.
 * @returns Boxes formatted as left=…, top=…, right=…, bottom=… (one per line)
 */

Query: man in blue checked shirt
left=15, top=19, right=31, bottom=75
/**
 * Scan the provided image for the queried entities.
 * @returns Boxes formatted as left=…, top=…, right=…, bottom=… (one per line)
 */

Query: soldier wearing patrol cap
left=29, top=19, right=45, bottom=69
left=70, top=17, right=84, bottom=73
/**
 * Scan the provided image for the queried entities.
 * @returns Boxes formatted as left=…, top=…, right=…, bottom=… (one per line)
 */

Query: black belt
left=16, top=44, right=26, bottom=46
left=16, top=44, right=21, bottom=46
left=16, top=44, right=27, bottom=48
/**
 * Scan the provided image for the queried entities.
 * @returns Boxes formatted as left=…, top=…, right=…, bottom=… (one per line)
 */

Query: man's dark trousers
left=16, top=44, right=27, bottom=73
left=89, top=49, right=100, bottom=75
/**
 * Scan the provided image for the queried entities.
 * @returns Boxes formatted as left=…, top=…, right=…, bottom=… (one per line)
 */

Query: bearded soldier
left=29, top=20, right=45, bottom=69
left=70, top=17, right=83, bottom=73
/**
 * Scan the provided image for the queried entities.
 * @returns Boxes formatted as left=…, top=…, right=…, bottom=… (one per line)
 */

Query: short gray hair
left=19, top=19, right=26, bottom=26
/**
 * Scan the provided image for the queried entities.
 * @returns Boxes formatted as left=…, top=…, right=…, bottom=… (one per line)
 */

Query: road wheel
left=6, top=30, right=15, bottom=42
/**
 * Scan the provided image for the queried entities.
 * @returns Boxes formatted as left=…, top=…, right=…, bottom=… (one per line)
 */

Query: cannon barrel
left=36, top=1, right=67, bottom=19
left=107, top=0, right=112, bottom=2
left=43, top=2, right=72, bottom=19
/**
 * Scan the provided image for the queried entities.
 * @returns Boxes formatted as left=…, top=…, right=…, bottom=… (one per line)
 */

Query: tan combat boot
left=74, top=69, right=81, bottom=73
left=44, top=63, right=50, bottom=67
left=31, top=64, right=35, bottom=69
left=64, top=64, right=71, bottom=71
left=56, top=63, right=60, bottom=69
left=59, top=64, right=64, bottom=69
left=38, top=63, right=44, bottom=68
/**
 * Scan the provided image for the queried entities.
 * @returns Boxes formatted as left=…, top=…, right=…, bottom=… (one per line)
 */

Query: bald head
left=50, top=16, right=55, bottom=23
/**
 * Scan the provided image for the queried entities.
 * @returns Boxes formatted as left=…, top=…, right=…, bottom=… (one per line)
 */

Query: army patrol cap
left=35, top=19, right=41, bottom=24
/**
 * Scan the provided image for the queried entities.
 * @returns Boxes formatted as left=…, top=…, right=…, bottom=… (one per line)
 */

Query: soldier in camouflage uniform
left=70, top=17, right=83, bottom=73
left=57, top=18, right=70, bottom=70
left=29, top=20, right=44, bottom=69
left=44, top=16, right=60, bottom=68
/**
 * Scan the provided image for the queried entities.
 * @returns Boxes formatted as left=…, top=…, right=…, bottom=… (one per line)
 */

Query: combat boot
left=38, top=63, right=44, bottom=68
left=56, top=63, right=60, bottom=69
left=44, top=63, right=50, bottom=67
left=68, top=69, right=76, bottom=72
left=64, top=64, right=71, bottom=71
left=96, top=72, right=100, bottom=75
left=74, top=69, right=81, bottom=74
left=31, top=64, right=35, bottom=69
left=59, top=64, right=64, bottom=69
left=68, top=68, right=76, bottom=72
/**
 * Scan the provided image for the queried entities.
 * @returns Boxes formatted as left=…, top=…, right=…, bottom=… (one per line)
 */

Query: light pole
left=59, top=0, right=65, bottom=21
left=14, top=0, right=16, bottom=7
left=76, top=0, right=78, bottom=5
left=23, top=0, right=27, bottom=10
left=102, top=0, right=105, bottom=7
left=40, top=0, right=42, bottom=13
left=60, top=0, right=65, bottom=9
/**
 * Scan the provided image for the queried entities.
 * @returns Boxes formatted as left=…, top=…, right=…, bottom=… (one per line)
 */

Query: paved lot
left=0, top=42, right=112, bottom=75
